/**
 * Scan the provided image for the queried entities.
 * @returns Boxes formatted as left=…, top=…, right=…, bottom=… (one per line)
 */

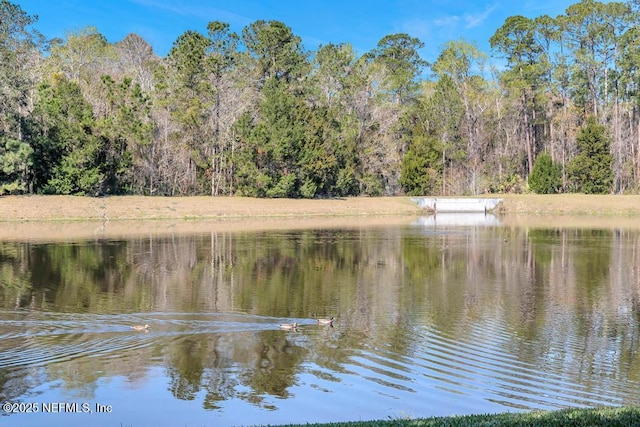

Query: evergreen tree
left=0, top=136, right=33, bottom=194
left=399, top=124, right=442, bottom=196
left=28, top=78, right=103, bottom=195
left=233, top=78, right=306, bottom=198
left=528, top=152, right=562, bottom=194
left=166, top=29, right=213, bottom=194
left=368, top=33, right=427, bottom=105
left=241, top=20, right=307, bottom=84
left=567, top=118, right=613, bottom=194
left=95, top=75, right=153, bottom=194
left=0, top=0, right=42, bottom=193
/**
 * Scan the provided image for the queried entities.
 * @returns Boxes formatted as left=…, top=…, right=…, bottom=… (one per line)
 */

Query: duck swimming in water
left=131, top=324, right=150, bottom=331
left=317, top=317, right=334, bottom=325
left=279, top=322, right=298, bottom=330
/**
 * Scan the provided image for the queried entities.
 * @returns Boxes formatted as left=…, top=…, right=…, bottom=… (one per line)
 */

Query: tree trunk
left=523, top=91, right=533, bottom=175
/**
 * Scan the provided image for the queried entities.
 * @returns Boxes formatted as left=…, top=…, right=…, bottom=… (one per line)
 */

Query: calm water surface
left=2, top=215, right=640, bottom=426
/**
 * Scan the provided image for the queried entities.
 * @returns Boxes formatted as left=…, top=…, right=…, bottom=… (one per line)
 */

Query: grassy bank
left=2, top=194, right=640, bottom=222
left=0, top=195, right=421, bottom=221
left=271, top=406, right=640, bottom=427
left=1, top=194, right=640, bottom=242
left=497, top=194, right=640, bottom=216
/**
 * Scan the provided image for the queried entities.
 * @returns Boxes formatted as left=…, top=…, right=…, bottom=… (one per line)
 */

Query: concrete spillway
left=411, top=197, right=503, bottom=213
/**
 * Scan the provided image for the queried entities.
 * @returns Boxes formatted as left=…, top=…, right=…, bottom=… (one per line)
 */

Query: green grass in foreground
left=268, top=406, right=640, bottom=427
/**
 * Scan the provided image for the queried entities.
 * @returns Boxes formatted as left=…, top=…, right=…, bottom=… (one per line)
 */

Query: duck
left=317, top=317, right=334, bottom=325
left=279, top=322, right=298, bottom=330
left=131, top=324, right=150, bottom=331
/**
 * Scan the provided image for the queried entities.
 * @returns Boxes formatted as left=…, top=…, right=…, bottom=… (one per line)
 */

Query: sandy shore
left=2, top=194, right=640, bottom=222
left=1, top=194, right=640, bottom=241
left=0, top=195, right=423, bottom=241
left=0, top=195, right=422, bottom=221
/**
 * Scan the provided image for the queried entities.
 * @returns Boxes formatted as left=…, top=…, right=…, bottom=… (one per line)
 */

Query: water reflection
left=1, top=220, right=640, bottom=426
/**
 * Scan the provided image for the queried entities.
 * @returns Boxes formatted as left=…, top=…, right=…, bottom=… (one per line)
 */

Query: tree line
left=1, top=0, right=640, bottom=197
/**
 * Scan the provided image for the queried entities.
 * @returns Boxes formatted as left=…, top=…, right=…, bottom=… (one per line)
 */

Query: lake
left=1, top=214, right=640, bottom=426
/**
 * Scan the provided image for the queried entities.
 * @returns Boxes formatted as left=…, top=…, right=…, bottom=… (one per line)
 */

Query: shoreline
left=0, top=195, right=421, bottom=222
left=2, top=194, right=640, bottom=222
left=2, top=194, right=640, bottom=241
left=268, top=406, right=640, bottom=427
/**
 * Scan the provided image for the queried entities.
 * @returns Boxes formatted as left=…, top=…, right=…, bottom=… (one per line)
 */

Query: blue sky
left=19, top=0, right=591, bottom=62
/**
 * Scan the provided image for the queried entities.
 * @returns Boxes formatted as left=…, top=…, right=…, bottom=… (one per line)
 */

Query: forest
left=1, top=0, right=640, bottom=197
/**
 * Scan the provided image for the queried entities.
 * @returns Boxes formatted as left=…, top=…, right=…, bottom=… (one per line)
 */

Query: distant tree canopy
left=2, top=0, right=640, bottom=197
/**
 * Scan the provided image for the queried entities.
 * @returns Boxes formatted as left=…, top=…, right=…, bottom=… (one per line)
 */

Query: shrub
left=528, top=152, right=562, bottom=194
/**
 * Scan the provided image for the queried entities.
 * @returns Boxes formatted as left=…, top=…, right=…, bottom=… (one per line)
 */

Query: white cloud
left=464, top=4, right=498, bottom=28
left=130, top=0, right=252, bottom=26
left=399, top=18, right=434, bottom=41
left=429, top=3, right=497, bottom=32
left=434, top=15, right=460, bottom=28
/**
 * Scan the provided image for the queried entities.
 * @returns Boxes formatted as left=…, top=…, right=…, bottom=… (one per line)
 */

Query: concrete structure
left=411, top=197, right=503, bottom=213
left=413, top=213, right=501, bottom=227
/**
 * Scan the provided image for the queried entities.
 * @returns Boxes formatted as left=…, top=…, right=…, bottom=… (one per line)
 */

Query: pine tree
left=567, top=118, right=613, bottom=194
left=528, top=152, right=561, bottom=194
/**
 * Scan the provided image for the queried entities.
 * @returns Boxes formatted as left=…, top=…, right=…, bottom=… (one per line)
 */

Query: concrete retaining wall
left=411, top=197, right=502, bottom=213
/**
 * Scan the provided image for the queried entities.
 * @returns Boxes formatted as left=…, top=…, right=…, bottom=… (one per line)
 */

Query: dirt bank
left=0, top=195, right=421, bottom=221
left=1, top=194, right=640, bottom=241
left=2, top=194, right=640, bottom=223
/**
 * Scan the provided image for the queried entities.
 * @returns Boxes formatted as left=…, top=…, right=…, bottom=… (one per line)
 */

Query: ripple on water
left=406, top=318, right=623, bottom=409
left=0, top=310, right=634, bottom=414
left=0, top=311, right=299, bottom=370
left=314, top=314, right=629, bottom=413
